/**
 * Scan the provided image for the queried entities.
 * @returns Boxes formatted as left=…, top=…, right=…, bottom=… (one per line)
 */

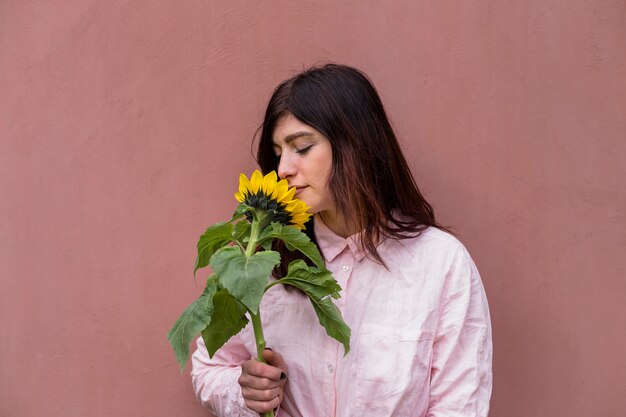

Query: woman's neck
left=318, top=210, right=359, bottom=238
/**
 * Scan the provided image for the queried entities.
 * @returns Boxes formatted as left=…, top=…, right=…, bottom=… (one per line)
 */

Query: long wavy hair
left=256, top=64, right=445, bottom=274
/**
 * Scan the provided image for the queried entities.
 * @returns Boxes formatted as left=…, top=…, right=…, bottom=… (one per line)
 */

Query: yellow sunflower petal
left=261, top=171, right=278, bottom=195
left=291, top=215, right=311, bottom=229
left=294, top=212, right=312, bottom=221
left=285, top=200, right=308, bottom=213
left=291, top=212, right=311, bottom=224
left=235, top=173, right=252, bottom=202
left=276, top=186, right=296, bottom=204
left=298, top=200, right=311, bottom=212
left=284, top=199, right=312, bottom=229
left=249, top=170, right=263, bottom=194
left=271, top=179, right=290, bottom=202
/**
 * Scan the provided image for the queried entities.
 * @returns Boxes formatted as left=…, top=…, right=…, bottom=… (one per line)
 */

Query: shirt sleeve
left=190, top=334, right=258, bottom=417
left=427, top=246, right=493, bottom=417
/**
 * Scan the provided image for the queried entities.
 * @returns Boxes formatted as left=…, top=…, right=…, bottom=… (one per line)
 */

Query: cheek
left=305, top=142, right=333, bottom=202
left=313, top=179, right=334, bottom=211
left=315, top=158, right=332, bottom=201
left=313, top=155, right=332, bottom=182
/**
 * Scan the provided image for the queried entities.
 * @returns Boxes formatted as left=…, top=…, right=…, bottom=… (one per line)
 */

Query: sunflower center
left=243, top=191, right=293, bottom=226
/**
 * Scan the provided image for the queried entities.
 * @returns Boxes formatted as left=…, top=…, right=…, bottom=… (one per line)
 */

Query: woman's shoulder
left=403, top=226, right=464, bottom=250
left=417, top=226, right=462, bottom=246
left=383, top=226, right=471, bottom=265
left=386, top=212, right=464, bottom=252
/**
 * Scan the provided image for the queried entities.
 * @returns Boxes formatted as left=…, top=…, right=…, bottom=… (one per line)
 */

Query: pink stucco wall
left=1, top=1, right=624, bottom=416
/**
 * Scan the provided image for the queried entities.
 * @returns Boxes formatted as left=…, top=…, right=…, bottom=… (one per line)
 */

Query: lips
left=293, top=185, right=308, bottom=196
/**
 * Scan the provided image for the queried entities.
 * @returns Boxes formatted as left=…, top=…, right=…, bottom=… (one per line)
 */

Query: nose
left=277, top=153, right=296, bottom=181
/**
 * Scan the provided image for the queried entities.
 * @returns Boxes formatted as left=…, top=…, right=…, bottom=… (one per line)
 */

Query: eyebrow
left=273, top=131, right=314, bottom=145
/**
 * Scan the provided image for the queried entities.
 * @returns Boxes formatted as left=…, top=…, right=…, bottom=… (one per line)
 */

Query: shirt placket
left=322, top=248, right=355, bottom=417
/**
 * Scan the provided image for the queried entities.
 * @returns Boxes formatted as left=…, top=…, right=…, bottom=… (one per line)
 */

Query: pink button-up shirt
left=191, top=216, right=492, bottom=417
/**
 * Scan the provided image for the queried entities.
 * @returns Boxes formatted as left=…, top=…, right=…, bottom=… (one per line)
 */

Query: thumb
left=262, top=348, right=288, bottom=377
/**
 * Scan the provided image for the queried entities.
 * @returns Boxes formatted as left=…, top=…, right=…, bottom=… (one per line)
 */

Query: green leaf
left=210, top=247, right=280, bottom=314
left=230, top=202, right=253, bottom=222
left=278, top=260, right=350, bottom=355
left=312, top=297, right=351, bottom=355
left=259, top=239, right=273, bottom=251
left=194, top=222, right=234, bottom=277
left=258, top=222, right=326, bottom=269
left=233, top=220, right=251, bottom=243
left=167, top=275, right=219, bottom=372
left=280, top=260, right=341, bottom=299
left=201, top=289, right=249, bottom=358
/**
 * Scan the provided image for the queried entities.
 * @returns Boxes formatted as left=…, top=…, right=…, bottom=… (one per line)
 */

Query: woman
left=191, top=64, right=492, bottom=416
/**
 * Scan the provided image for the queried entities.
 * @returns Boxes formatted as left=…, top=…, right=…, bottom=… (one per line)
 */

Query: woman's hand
left=238, top=348, right=288, bottom=413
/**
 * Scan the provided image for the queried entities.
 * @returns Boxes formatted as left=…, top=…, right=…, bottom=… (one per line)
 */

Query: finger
left=241, top=386, right=281, bottom=401
left=238, top=363, right=283, bottom=391
left=262, top=349, right=287, bottom=372
left=243, top=357, right=284, bottom=381
left=239, top=374, right=281, bottom=390
left=262, top=349, right=288, bottom=381
left=244, top=395, right=282, bottom=414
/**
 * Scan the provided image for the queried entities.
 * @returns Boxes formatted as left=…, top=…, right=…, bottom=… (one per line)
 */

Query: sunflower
left=235, top=170, right=312, bottom=229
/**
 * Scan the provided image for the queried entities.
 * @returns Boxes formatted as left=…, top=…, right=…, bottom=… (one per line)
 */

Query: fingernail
left=280, top=372, right=286, bottom=380
left=264, top=347, right=273, bottom=351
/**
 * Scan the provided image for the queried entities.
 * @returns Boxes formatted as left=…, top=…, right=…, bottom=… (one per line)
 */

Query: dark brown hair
left=256, top=64, right=445, bottom=272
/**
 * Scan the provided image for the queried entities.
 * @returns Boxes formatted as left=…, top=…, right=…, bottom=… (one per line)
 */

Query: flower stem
left=250, top=311, right=266, bottom=361
left=246, top=211, right=275, bottom=417
left=250, top=311, right=274, bottom=417
left=245, top=209, right=269, bottom=257
left=246, top=219, right=260, bottom=258
left=264, top=277, right=288, bottom=293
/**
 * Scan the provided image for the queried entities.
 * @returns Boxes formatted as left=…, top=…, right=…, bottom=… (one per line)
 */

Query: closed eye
left=295, top=145, right=313, bottom=155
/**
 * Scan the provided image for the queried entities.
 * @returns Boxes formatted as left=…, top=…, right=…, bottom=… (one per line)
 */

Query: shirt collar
left=313, top=214, right=368, bottom=262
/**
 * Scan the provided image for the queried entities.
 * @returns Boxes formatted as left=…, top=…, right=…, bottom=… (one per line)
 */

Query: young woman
left=191, top=64, right=492, bottom=417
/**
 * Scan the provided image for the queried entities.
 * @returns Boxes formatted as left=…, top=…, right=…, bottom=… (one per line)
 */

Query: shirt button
left=341, top=265, right=350, bottom=272
left=327, top=364, right=334, bottom=373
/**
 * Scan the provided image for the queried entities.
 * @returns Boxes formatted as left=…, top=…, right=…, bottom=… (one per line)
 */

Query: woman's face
left=272, top=113, right=334, bottom=215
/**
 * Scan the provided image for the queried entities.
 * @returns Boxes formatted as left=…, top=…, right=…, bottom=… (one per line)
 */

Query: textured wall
left=1, top=1, right=624, bottom=416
